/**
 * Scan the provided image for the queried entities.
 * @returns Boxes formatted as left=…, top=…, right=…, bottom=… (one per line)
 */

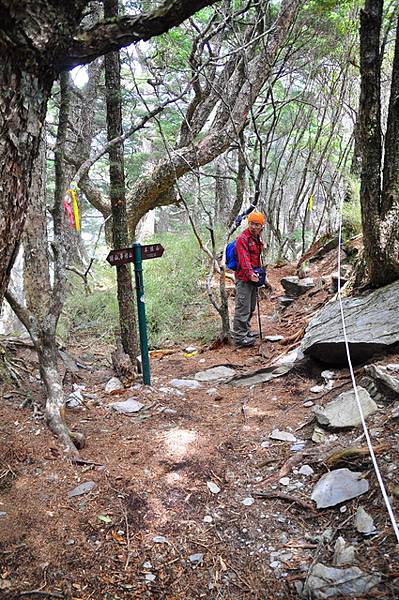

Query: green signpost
left=106, top=242, right=165, bottom=385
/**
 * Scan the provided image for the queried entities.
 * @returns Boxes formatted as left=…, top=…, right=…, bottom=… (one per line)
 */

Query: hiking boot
left=235, top=336, right=255, bottom=348
left=247, top=331, right=259, bottom=338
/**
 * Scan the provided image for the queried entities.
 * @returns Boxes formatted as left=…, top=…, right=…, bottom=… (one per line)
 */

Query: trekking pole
left=256, top=288, right=263, bottom=339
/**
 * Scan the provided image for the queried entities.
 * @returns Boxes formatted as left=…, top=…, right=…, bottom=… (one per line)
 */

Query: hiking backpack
left=225, top=240, right=237, bottom=270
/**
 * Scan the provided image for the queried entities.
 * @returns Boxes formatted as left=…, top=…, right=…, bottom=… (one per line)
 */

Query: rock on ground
left=311, top=468, right=369, bottom=508
left=303, top=563, right=381, bottom=599
left=312, top=387, right=378, bottom=428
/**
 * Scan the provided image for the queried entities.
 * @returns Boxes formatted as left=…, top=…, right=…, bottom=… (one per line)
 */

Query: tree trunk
left=359, top=1, right=399, bottom=286
left=0, top=55, right=51, bottom=307
left=38, top=333, right=81, bottom=456
left=105, top=0, right=138, bottom=367
left=9, top=126, right=80, bottom=456
left=22, top=73, right=84, bottom=455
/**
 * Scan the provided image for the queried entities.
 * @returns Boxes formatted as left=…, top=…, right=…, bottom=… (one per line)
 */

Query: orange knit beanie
left=247, top=211, right=265, bottom=225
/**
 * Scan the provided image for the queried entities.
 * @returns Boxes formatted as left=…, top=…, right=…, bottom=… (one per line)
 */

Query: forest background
left=1, top=0, right=399, bottom=454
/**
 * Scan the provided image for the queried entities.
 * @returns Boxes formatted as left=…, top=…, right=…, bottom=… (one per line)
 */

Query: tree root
left=253, top=490, right=317, bottom=513
left=324, top=443, right=387, bottom=468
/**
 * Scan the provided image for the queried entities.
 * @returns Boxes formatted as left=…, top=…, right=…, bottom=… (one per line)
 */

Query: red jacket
left=235, top=228, right=263, bottom=282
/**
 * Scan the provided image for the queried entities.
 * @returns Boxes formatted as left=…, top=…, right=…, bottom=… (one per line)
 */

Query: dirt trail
left=1, top=260, right=398, bottom=599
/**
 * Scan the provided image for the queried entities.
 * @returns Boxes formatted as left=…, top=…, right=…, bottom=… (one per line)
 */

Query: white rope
left=336, top=195, right=399, bottom=543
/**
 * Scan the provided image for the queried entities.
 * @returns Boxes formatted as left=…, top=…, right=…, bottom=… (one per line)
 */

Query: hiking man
left=233, top=211, right=270, bottom=347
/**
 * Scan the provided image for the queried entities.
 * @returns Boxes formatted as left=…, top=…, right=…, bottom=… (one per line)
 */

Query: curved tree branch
left=61, top=0, right=220, bottom=70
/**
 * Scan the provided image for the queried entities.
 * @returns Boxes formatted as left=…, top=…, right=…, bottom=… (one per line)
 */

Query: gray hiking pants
left=233, top=279, right=257, bottom=341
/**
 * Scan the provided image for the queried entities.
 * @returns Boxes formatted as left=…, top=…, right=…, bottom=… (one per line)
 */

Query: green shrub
left=342, top=198, right=362, bottom=239
left=59, top=265, right=118, bottom=342
left=143, top=232, right=216, bottom=347
left=60, top=232, right=218, bottom=348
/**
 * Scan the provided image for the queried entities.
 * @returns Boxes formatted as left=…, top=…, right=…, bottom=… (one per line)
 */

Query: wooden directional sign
left=141, top=243, right=164, bottom=260
left=106, top=247, right=135, bottom=266
left=106, top=243, right=164, bottom=266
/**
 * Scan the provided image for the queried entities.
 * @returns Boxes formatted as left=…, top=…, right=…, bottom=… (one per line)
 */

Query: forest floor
left=1, top=248, right=399, bottom=600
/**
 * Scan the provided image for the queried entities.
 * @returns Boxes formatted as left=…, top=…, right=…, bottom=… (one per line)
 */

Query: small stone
left=321, top=370, right=335, bottom=381
left=189, top=553, right=204, bottom=563
left=109, top=398, right=144, bottom=414
left=158, top=386, right=184, bottom=396
left=290, top=442, right=306, bottom=452
left=299, top=464, right=314, bottom=476
left=194, top=366, right=235, bottom=382
left=0, top=512, right=7, bottom=518
left=104, top=377, right=123, bottom=393
left=303, top=563, right=381, bottom=598
left=333, top=537, right=355, bottom=566
left=207, top=481, right=221, bottom=494
left=203, top=515, right=213, bottom=523
left=152, top=535, right=167, bottom=544
left=261, top=440, right=270, bottom=448
left=68, top=481, right=96, bottom=498
left=242, top=497, right=255, bottom=506
left=310, top=385, right=324, bottom=394
left=145, top=573, right=156, bottom=582
left=313, top=387, right=377, bottom=428
left=270, top=429, right=296, bottom=442
left=184, top=346, right=197, bottom=353
left=279, top=477, right=290, bottom=486
left=355, top=506, right=376, bottom=534
left=207, top=388, right=218, bottom=395
left=321, top=528, right=334, bottom=542
left=280, top=533, right=288, bottom=544
left=311, top=469, right=369, bottom=509
left=303, top=400, right=314, bottom=407
left=143, top=561, right=152, bottom=568
left=312, top=425, right=327, bottom=443
left=170, top=378, right=201, bottom=389
left=66, top=390, right=84, bottom=408
left=65, top=539, right=75, bottom=546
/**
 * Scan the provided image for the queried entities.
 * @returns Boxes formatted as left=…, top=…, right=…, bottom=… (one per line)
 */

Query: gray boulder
left=302, top=280, right=399, bottom=364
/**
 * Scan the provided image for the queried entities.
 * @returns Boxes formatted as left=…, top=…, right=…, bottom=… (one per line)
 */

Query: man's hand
left=250, top=272, right=259, bottom=283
